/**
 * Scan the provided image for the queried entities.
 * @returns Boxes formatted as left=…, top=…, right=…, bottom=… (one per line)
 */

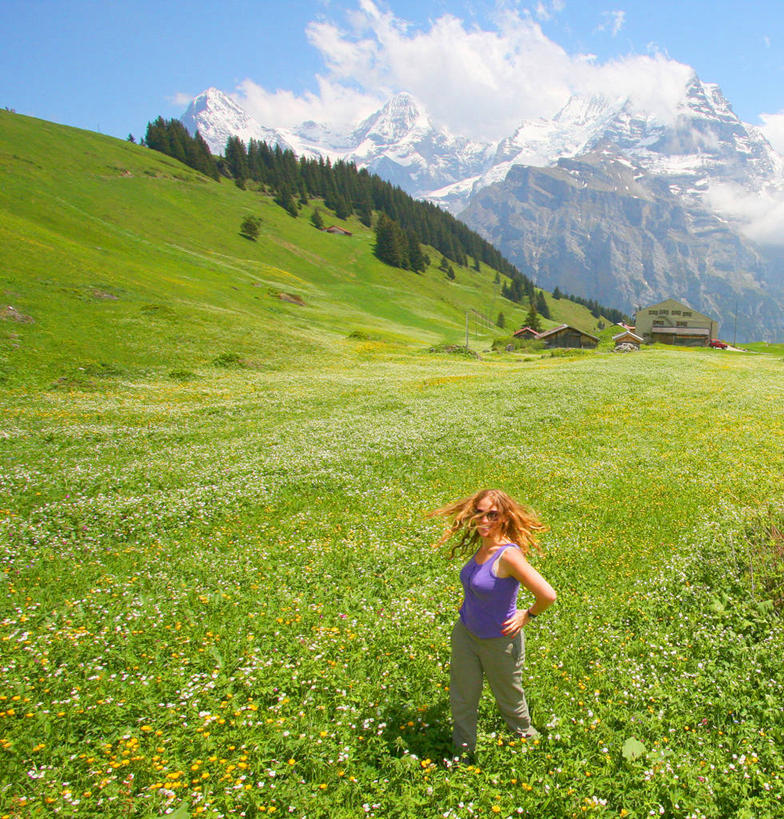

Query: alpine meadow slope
left=0, top=110, right=605, bottom=390
left=2, top=111, right=784, bottom=818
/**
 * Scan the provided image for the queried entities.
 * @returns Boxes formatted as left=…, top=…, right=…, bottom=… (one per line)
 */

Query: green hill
left=0, top=111, right=606, bottom=387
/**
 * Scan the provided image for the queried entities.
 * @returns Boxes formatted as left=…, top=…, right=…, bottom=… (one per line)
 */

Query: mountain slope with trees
left=146, top=116, right=628, bottom=320
left=1, top=111, right=618, bottom=388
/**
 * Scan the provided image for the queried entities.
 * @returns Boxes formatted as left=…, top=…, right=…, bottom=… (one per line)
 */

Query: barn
left=537, top=324, right=599, bottom=349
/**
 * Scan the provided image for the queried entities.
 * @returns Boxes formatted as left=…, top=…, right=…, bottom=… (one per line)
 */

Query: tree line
left=143, top=117, right=219, bottom=180
left=143, top=117, right=529, bottom=286
left=220, top=135, right=528, bottom=285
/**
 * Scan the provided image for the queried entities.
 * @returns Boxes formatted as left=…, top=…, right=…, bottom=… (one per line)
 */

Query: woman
left=430, top=488, right=556, bottom=759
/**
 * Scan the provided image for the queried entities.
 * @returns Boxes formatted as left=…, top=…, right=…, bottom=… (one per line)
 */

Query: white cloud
left=705, top=182, right=784, bottom=246
left=233, top=1, right=694, bottom=140
left=170, top=92, right=195, bottom=107
left=534, top=0, right=564, bottom=21
left=699, top=111, right=784, bottom=246
left=235, top=77, right=381, bottom=133
left=758, top=111, right=784, bottom=154
left=583, top=53, right=694, bottom=125
left=597, top=10, right=626, bottom=37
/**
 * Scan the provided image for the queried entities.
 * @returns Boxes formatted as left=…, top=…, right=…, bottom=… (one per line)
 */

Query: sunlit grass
left=2, top=349, right=783, bottom=817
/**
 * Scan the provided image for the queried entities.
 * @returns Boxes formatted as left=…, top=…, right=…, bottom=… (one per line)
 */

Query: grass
left=2, top=351, right=784, bottom=818
left=2, top=112, right=784, bottom=818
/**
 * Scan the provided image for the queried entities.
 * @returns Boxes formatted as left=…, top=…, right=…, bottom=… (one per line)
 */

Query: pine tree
left=536, top=290, right=551, bottom=319
left=524, top=301, right=542, bottom=332
left=439, top=256, right=456, bottom=280
left=357, top=198, right=373, bottom=228
left=224, top=136, right=249, bottom=182
left=311, top=207, right=324, bottom=230
left=497, top=312, right=506, bottom=329
left=239, top=214, right=261, bottom=241
left=275, top=185, right=298, bottom=217
left=552, top=286, right=562, bottom=300
left=333, top=196, right=351, bottom=220
left=502, top=276, right=524, bottom=303
left=406, top=230, right=426, bottom=273
left=374, top=214, right=407, bottom=268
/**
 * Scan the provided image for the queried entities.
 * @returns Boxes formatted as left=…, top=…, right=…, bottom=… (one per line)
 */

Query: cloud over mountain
left=231, top=1, right=696, bottom=142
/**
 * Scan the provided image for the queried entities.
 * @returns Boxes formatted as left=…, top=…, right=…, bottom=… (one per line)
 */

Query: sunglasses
left=474, top=509, right=499, bottom=521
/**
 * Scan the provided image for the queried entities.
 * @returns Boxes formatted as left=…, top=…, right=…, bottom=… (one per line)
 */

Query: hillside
left=0, top=111, right=606, bottom=388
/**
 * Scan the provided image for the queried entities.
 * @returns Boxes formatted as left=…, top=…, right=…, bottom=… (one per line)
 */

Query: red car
left=709, top=339, right=728, bottom=349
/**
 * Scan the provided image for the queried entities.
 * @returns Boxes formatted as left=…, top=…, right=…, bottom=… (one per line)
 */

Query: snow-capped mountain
left=457, top=76, right=784, bottom=341
left=181, top=88, right=294, bottom=155
left=430, top=76, right=784, bottom=213
left=346, top=93, right=494, bottom=195
left=180, top=79, right=784, bottom=341
left=182, top=89, right=494, bottom=199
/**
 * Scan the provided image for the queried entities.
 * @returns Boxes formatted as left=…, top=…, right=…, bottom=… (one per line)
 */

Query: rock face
left=461, top=153, right=782, bottom=341
left=456, top=78, right=784, bottom=342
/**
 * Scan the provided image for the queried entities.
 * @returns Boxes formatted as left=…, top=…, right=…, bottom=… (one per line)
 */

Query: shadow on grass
left=378, top=699, right=453, bottom=761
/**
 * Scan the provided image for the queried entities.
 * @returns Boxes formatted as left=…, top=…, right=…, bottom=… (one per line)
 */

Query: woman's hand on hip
left=501, top=609, right=528, bottom=637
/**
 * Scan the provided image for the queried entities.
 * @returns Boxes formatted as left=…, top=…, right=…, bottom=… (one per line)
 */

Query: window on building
left=653, top=319, right=665, bottom=326
left=671, top=310, right=681, bottom=315
left=649, top=310, right=659, bottom=315
left=683, top=311, right=692, bottom=317
left=660, top=309, right=669, bottom=315
left=676, top=321, right=687, bottom=327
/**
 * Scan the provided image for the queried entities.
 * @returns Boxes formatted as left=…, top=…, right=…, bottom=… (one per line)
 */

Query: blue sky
left=3, top=0, right=784, bottom=148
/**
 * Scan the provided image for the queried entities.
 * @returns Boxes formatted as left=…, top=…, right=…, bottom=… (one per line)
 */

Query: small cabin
left=537, top=324, right=599, bottom=349
left=512, top=326, right=539, bottom=339
left=323, top=225, right=352, bottom=236
left=612, top=330, right=643, bottom=350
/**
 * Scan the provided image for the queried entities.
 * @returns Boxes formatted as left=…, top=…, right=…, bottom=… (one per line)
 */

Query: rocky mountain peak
left=352, top=92, right=432, bottom=146
left=181, top=87, right=289, bottom=155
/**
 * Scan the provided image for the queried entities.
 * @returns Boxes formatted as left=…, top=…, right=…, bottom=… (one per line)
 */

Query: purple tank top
left=459, top=544, right=520, bottom=638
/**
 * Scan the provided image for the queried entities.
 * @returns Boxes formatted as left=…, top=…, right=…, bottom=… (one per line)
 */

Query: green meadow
left=2, top=111, right=784, bottom=818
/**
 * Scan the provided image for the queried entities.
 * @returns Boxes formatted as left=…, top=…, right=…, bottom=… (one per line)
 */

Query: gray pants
left=450, top=619, right=532, bottom=754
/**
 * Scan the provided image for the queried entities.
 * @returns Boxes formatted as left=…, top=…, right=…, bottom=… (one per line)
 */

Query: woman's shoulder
left=499, top=543, right=528, bottom=564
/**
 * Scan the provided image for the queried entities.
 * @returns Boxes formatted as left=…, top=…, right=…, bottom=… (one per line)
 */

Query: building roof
left=612, top=330, right=643, bottom=342
left=324, top=225, right=352, bottom=235
left=512, top=326, right=539, bottom=337
left=651, top=326, right=710, bottom=337
left=537, top=323, right=599, bottom=342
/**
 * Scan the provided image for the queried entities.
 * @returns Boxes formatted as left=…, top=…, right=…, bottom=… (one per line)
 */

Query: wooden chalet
left=512, top=326, right=539, bottom=339
left=323, top=225, right=352, bottom=236
left=537, top=324, right=599, bottom=349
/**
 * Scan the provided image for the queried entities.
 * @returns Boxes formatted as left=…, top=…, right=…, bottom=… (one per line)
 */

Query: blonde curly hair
left=429, top=488, right=546, bottom=559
